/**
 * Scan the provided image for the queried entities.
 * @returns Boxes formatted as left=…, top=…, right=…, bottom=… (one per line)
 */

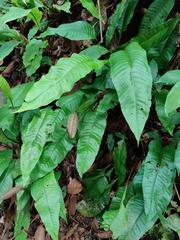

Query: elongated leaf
left=175, top=142, right=180, bottom=173
left=39, top=21, right=96, bottom=40
left=17, top=54, right=104, bottom=112
left=110, top=188, right=128, bottom=239
left=80, top=45, right=108, bottom=59
left=125, top=194, right=158, bottom=240
left=67, top=112, right=78, bottom=139
left=20, top=108, right=54, bottom=185
left=0, top=40, right=19, bottom=61
left=165, top=81, right=180, bottom=116
left=142, top=139, right=176, bottom=218
left=106, top=0, right=127, bottom=46
left=113, top=139, right=127, bottom=185
left=30, top=127, right=74, bottom=181
left=23, top=39, right=47, bottom=76
left=134, top=17, right=180, bottom=49
left=156, top=70, right=180, bottom=85
left=15, top=185, right=30, bottom=240
left=0, top=7, right=31, bottom=25
left=0, top=75, right=13, bottom=103
left=31, top=172, right=64, bottom=240
left=110, top=41, right=152, bottom=142
left=0, top=149, right=12, bottom=177
left=11, top=81, right=34, bottom=108
left=156, top=90, right=174, bottom=135
left=162, top=214, right=180, bottom=237
left=122, top=0, right=139, bottom=31
left=0, top=162, right=14, bottom=203
left=0, top=24, right=22, bottom=42
left=76, top=111, right=107, bottom=177
left=139, top=0, right=175, bottom=34
left=79, top=0, right=99, bottom=19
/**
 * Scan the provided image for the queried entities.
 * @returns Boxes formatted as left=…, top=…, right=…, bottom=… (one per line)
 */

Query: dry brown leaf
left=67, top=112, right=78, bottom=139
left=34, top=225, right=45, bottom=240
left=67, top=195, right=77, bottom=216
left=96, top=231, right=112, bottom=239
left=67, top=178, right=83, bottom=195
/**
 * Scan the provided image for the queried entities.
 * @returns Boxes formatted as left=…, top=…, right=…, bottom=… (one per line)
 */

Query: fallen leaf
left=67, top=112, right=78, bottom=139
left=96, top=231, right=112, bottom=239
left=34, top=225, right=45, bottom=240
left=2, top=186, right=23, bottom=200
left=67, top=178, right=83, bottom=195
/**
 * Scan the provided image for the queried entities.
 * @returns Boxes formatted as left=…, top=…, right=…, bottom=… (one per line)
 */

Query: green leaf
left=156, top=90, right=175, bottom=135
left=0, top=75, right=13, bottom=103
left=79, top=0, right=99, bottom=19
left=110, top=188, right=128, bottom=239
left=0, top=7, right=31, bottom=25
left=139, top=0, right=175, bottom=34
left=80, top=45, right=108, bottom=59
left=39, top=21, right=96, bottom=40
left=156, top=70, right=180, bottom=86
left=11, top=81, right=34, bottom=108
left=17, top=54, right=104, bottom=112
left=0, top=129, right=11, bottom=144
left=0, top=149, right=12, bottom=177
left=106, top=0, right=127, bottom=46
left=23, top=39, right=47, bottom=76
left=31, top=172, right=65, bottom=240
left=15, top=184, right=30, bottom=240
left=0, top=40, right=19, bottom=61
left=110, top=41, right=152, bottom=142
left=142, top=139, right=176, bottom=218
left=28, top=7, right=42, bottom=28
left=31, top=127, right=74, bottom=181
left=0, top=24, right=22, bottom=42
left=162, top=214, right=180, bottom=237
left=125, top=194, right=158, bottom=240
left=0, top=105, right=15, bottom=131
left=134, top=17, right=180, bottom=50
left=165, top=81, right=180, bottom=116
left=113, top=139, right=127, bottom=185
left=0, top=162, right=14, bottom=203
left=76, top=110, right=107, bottom=177
left=20, top=108, right=54, bottom=185
left=122, top=0, right=139, bottom=32
left=53, top=1, right=71, bottom=13
left=175, top=142, right=180, bottom=173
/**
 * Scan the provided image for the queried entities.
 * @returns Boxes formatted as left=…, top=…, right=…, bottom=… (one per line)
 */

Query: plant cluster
left=0, top=0, right=180, bottom=239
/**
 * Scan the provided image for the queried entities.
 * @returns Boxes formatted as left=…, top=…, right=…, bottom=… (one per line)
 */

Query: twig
left=174, top=184, right=180, bottom=202
left=97, top=0, right=103, bottom=43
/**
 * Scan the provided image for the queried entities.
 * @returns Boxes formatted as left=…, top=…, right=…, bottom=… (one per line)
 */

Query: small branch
left=97, top=0, right=103, bottom=43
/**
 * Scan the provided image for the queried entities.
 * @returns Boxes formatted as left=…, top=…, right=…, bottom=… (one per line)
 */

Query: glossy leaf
left=110, top=41, right=152, bottom=142
left=142, top=139, right=176, bottom=218
left=106, top=0, right=127, bottom=46
left=139, top=0, right=175, bottom=34
left=0, top=75, right=13, bottom=103
left=122, top=0, right=139, bottom=31
left=20, top=108, right=54, bottom=185
left=156, top=70, right=180, bottom=85
left=39, top=21, right=96, bottom=40
left=31, top=127, right=74, bottom=181
left=0, top=7, right=31, bottom=24
left=80, top=45, right=108, bottom=59
left=76, top=111, right=107, bottom=177
left=31, top=172, right=65, bottom=240
left=0, top=40, right=19, bottom=61
left=17, top=54, right=104, bottom=112
left=15, top=186, right=30, bottom=240
left=79, top=0, right=99, bottom=19
left=165, top=81, right=180, bottom=116
left=125, top=194, right=158, bottom=240
left=23, top=39, right=47, bottom=76
left=135, top=17, right=180, bottom=49
left=0, top=149, right=12, bottom=177
left=156, top=90, right=174, bottom=135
